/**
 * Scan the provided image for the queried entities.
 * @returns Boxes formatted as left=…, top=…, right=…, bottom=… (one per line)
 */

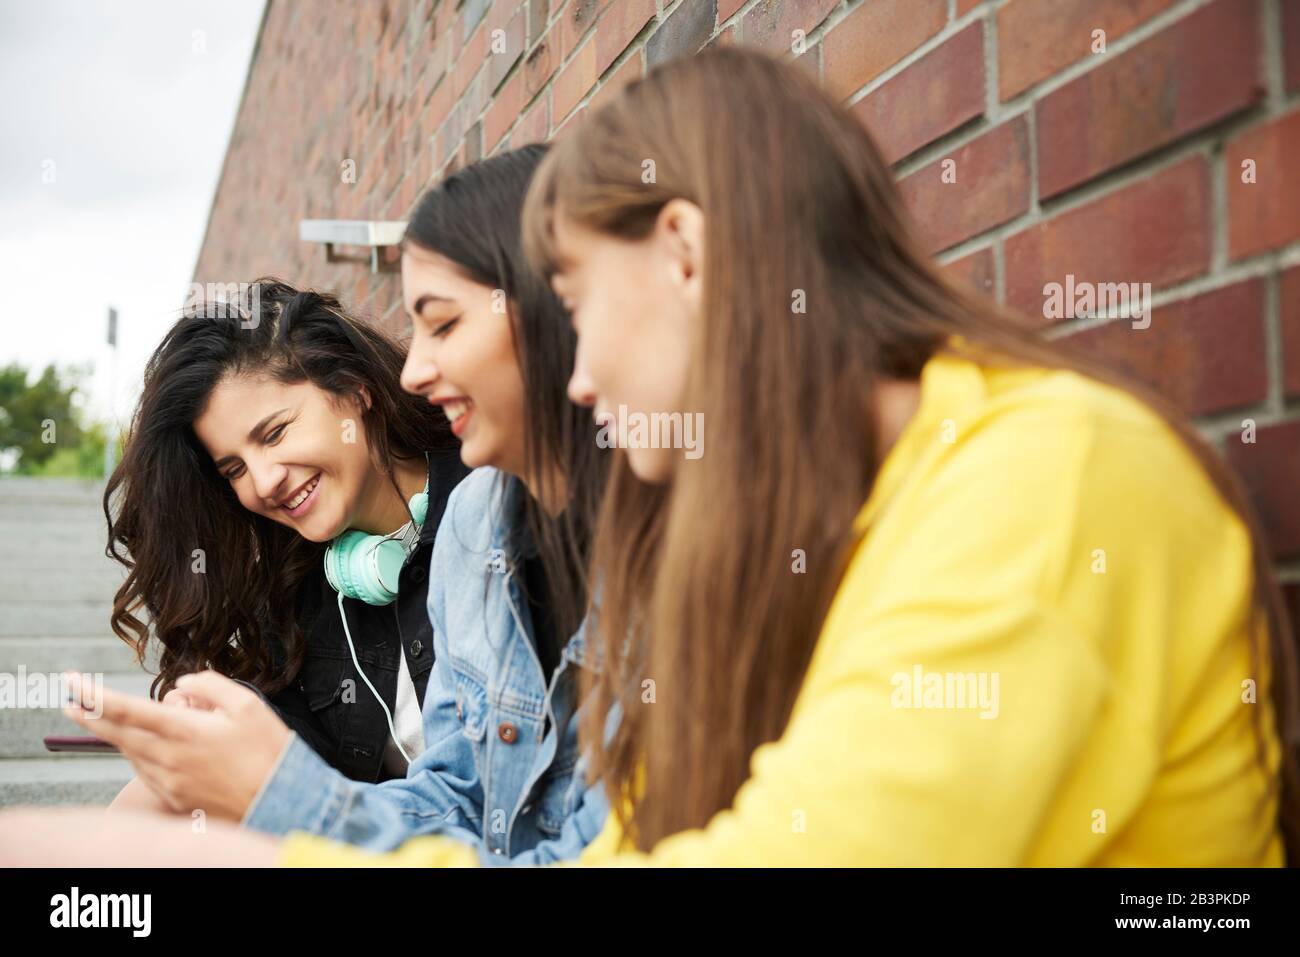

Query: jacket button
left=498, top=722, right=517, bottom=744
left=409, top=566, right=426, bottom=583
left=410, top=639, right=423, bottom=657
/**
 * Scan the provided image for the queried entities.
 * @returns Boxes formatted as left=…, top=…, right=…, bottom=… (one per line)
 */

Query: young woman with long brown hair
left=280, top=44, right=1300, bottom=866
left=1, top=47, right=1294, bottom=866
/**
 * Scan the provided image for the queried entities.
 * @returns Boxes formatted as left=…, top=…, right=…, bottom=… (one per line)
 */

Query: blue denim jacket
left=241, top=466, right=609, bottom=865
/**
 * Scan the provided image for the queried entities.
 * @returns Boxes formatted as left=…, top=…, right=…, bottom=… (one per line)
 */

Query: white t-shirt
left=381, top=644, right=426, bottom=776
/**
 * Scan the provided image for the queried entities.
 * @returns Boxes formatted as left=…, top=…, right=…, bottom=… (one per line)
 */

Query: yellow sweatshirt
left=278, top=350, right=1284, bottom=867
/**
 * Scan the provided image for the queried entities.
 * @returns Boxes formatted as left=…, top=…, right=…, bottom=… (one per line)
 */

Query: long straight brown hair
left=521, top=46, right=1300, bottom=858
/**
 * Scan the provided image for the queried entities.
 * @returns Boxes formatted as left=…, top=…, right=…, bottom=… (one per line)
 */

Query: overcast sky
left=0, top=0, right=265, bottom=425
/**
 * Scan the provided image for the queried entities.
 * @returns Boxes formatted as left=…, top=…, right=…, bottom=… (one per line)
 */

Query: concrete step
left=0, top=502, right=107, bottom=519
left=0, top=521, right=111, bottom=549
left=0, top=477, right=109, bottom=504
left=0, top=602, right=116, bottom=637
left=0, top=635, right=155, bottom=673
left=0, top=671, right=155, bottom=758
left=0, top=479, right=146, bottom=806
left=0, top=570, right=127, bottom=602
left=0, top=755, right=135, bottom=807
left=0, top=559, right=129, bottom=579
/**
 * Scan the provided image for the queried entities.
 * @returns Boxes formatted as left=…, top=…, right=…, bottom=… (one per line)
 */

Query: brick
left=1226, top=419, right=1300, bottom=560
left=557, top=0, right=607, bottom=60
left=956, top=0, right=982, bottom=14
left=794, top=42, right=820, bottom=82
left=484, top=66, right=525, bottom=153
left=453, top=17, right=489, bottom=98
left=823, top=0, right=946, bottom=100
left=553, top=34, right=599, bottom=124
left=1004, top=157, right=1210, bottom=316
left=590, top=47, right=643, bottom=113
left=528, top=0, right=549, bottom=47
left=461, top=0, right=492, bottom=42
left=1036, top=0, right=1263, bottom=200
left=1286, top=0, right=1300, bottom=93
left=1226, top=108, right=1300, bottom=261
left=434, top=0, right=454, bottom=39
left=459, top=67, right=490, bottom=128
left=740, top=0, right=837, bottom=54
left=486, top=5, right=526, bottom=92
left=512, top=91, right=550, bottom=149
left=898, top=116, right=1030, bottom=254
left=1063, top=279, right=1267, bottom=416
left=647, top=0, right=716, bottom=67
left=594, top=0, right=656, bottom=75
left=436, top=97, right=467, bottom=165
left=421, top=65, right=457, bottom=135
left=1282, top=266, right=1300, bottom=399
left=552, top=99, right=585, bottom=139
left=998, top=0, right=1179, bottom=100
left=718, top=0, right=747, bottom=21
left=523, top=28, right=560, bottom=99
left=852, top=22, right=984, bottom=165
left=416, top=33, right=452, bottom=105
left=484, top=0, right=525, bottom=41
left=942, top=246, right=995, bottom=297
left=465, top=119, right=483, bottom=165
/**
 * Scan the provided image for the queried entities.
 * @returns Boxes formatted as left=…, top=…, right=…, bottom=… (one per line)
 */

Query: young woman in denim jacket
left=30, top=145, right=614, bottom=866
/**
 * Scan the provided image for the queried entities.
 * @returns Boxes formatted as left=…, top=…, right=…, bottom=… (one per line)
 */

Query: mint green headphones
left=322, top=489, right=429, bottom=606
left=321, top=481, right=430, bottom=766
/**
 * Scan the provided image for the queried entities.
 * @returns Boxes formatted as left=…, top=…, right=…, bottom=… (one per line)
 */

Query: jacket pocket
left=301, top=656, right=347, bottom=711
left=451, top=668, right=489, bottom=743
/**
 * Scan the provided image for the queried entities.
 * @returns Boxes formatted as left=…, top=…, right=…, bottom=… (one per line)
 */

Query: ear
left=356, top=384, right=373, bottom=411
left=654, top=198, right=705, bottom=311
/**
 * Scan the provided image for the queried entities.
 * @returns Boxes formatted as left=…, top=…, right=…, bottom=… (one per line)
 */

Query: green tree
left=0, top=362, right=107, bottom=477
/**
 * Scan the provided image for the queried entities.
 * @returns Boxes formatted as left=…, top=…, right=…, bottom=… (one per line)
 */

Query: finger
left=63, top=692, right=211, bottom=762
left=175, top=670, right=260, bottom=714
left=63, top=706, right=174, bottom=762
left=162, top=689, right=194, bottom=709
left=62, top=672, right=193, bottom=736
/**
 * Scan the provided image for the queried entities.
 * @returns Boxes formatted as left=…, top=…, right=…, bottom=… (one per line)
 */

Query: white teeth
left=284, top=475, right=319, bottom=510
left=444, top=400, right=470, bottom=423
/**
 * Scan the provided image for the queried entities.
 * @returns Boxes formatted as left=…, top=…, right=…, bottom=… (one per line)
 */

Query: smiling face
left=399, top=243, right=527, bottom=477
left=550, top=200, right=703, bottom=484
left=192, top=376, right=381, bottom=542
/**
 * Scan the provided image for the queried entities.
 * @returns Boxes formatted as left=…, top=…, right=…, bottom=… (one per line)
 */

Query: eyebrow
left=212, top=407, right=290, bottom=469
left=412, top=293, right=456, bottom=317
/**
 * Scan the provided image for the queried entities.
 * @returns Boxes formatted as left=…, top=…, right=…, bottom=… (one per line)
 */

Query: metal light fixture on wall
left=299, top=220, right=407, bottom=274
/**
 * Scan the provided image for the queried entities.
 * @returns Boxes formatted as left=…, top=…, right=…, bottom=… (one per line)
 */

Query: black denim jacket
left=247, top=448, right=471, bottom=783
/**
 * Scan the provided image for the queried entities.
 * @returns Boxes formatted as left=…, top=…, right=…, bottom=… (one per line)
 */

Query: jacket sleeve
left=240, top=528, right=490, bottom=851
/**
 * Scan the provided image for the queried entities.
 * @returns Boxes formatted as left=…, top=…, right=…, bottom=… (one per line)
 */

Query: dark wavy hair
left=403, top=144, right=607, bottom=643
left=105, top=279, right=455, bottom=699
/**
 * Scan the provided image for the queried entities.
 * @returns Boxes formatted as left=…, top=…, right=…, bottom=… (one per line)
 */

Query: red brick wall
left=193, top=0, right=1299, bottom=595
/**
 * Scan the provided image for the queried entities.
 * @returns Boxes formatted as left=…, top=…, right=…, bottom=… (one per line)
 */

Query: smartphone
left=43, top=735, right=120, bottom=754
